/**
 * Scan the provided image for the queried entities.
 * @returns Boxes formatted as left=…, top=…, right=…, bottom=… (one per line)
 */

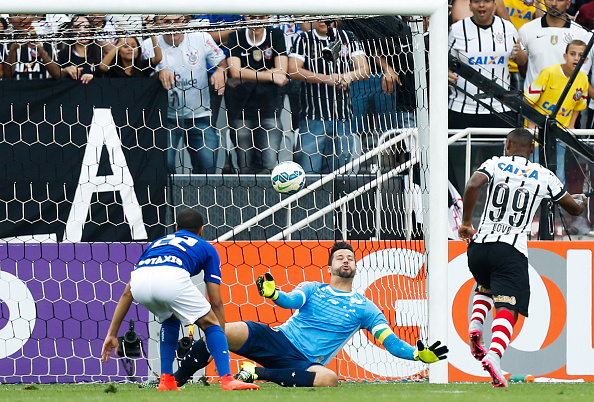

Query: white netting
left=0, top=13, right=437, bottom=383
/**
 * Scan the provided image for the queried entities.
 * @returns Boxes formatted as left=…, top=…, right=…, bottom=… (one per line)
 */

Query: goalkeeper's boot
left=138, top=379, right=159, bottom=389
left=220, top=374, right=260, bottom=390
left=482, top=353, right=508, bottom=388
left=469, top=330, right=487, bottom=361
left=234, top=361, right=258, bottom=383
left=157, top=373, right=181, bottom=391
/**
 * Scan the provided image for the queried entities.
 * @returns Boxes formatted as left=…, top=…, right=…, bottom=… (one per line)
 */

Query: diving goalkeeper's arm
left=256, top=272, right=305, bottom=308
left=256, top=273, right=449, bottom=363
left=375, top=324, right=449, bottom=363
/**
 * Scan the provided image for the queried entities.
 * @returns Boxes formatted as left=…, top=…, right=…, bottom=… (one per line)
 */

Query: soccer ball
left=271, top=161, right=306, bottom=195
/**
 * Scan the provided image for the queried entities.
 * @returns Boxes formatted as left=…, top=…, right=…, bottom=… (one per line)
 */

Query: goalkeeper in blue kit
left=173, top=242, right=448, bottom=387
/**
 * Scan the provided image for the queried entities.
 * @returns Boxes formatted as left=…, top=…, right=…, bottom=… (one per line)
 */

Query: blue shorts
left=236, top=321, right=317, bottom=371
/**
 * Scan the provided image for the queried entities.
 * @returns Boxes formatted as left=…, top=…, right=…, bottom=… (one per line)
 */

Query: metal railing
left=215, top=127, right=594, bottom=242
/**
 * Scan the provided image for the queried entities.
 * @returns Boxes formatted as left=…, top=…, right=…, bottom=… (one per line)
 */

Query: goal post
left=0, top=1, right=450, bottom=384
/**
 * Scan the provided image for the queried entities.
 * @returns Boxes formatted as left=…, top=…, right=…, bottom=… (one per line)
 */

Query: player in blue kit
left=101, top=209, right=259, bottom=391
left=171, top=242, right=448, bottom=387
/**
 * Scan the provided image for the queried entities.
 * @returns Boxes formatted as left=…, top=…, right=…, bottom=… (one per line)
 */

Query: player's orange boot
left=157, top=373, right=181, bottom=391
left=220, top=374, right=260, bottom=390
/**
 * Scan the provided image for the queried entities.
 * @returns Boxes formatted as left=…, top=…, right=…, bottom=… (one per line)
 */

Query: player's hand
left=256, top=273, right=279, bottom=301
left=458, top=224, right=474, bottom=244
left=101, top=334, right=119, bottom=363
left=413, top=340, right=448, bottom=363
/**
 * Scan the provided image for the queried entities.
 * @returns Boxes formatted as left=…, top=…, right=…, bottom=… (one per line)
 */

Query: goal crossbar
left=3, top=1, right=448, bottom=16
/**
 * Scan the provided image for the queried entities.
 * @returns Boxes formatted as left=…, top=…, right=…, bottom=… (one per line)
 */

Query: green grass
left=1, top=382, right=593, bottom=402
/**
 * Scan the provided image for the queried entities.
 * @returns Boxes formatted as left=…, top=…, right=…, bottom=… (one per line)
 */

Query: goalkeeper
left=173, top=242, right=448, bottom=387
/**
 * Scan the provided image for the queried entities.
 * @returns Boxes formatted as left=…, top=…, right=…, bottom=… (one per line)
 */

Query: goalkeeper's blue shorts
left=235, top=321, right=318, bottom=371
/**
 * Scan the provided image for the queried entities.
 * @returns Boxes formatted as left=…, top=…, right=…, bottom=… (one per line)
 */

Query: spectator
left=225, top=15, right=288, bottom=173
left=525, top=40, right=588, bottom=130
left=0, top=16, right=7, bottom=79
left=100, top=36, right=161, bottom=78
left=271, top=15, right=309, bottom=134
left=2, top=14, right=60, bottom=79
left=448, top=0, right=518, bottom=129
left=515, top=0, right=593, bottom=92
left=342, top=16, right=417, bottom=135
left=190, top=15, right=244, bottom=128
left=58, top=15, right=102, bottom=84
left=155, top=15, right=227, bottom=174
left=524, top=39, right=589, bottom=209
left=86, top=14, right=117, bottom=57
left=105, top=14, right=144, bottom=32
left=503, top=0, right=545, bottom=91
left=450, top=0, right=511, bottom=23
left=288, top=20, right=369, bottom=174
left=576, top=1, right=594, bottom=29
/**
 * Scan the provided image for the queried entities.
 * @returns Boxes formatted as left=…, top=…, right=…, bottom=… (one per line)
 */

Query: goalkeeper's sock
left=254, top=367, right=316, bottom=387
left=488, top=309, right=515, bottom=358
left=469, top=292, right=493, bottom=333
left=160, top=317, right=181, bottom=375
left=175, top=337, right=211, bottom=387
left=204, top=325, right=231, bottom=377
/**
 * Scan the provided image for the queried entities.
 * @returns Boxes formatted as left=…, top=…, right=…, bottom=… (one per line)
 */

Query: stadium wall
left=1, top=241, right=592, bottom=383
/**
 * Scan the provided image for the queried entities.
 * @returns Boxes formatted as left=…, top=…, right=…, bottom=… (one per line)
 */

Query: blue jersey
left=135, top=230, right=222, bottom=284
left=276, top=281, right=389, bottom=365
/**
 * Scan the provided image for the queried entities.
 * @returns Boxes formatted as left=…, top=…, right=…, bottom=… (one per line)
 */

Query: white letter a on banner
left=64, top=108, right=148, bottom=241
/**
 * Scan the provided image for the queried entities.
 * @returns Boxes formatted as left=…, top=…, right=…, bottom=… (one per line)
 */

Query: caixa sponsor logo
left=468, top=56, right=505, bottom=65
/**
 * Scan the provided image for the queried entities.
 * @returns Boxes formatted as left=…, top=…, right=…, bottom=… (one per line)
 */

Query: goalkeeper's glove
left=256, top=273, right=279, bottom=301
left=413, top=340, right=449, bottom=363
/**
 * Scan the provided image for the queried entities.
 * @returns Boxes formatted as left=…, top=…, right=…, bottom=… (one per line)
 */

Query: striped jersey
left=473, top=155, right=566, bottom=256
left=449, top=16, right=518, bottom=114
left=135, top=230, right=222, bottom=284
left=524, top=64, right=588, bottom=128
left=518, top=17, right=593, bottom=92
left=155, top=32, right=226, bottom=120
left=290, top=28, right=365, bottom=120
left=276, top=281, right=389, bottom=365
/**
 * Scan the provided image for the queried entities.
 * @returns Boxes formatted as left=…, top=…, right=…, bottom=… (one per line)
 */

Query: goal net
left=0, top=6, right=449, bottom=384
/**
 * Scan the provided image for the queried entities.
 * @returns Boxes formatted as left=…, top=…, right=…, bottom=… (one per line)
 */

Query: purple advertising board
left=0, top=243, right=151, bottom=383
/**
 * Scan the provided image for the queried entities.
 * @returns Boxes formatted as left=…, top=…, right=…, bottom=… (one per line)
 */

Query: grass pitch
left=1, top=381, right=592, bottom=401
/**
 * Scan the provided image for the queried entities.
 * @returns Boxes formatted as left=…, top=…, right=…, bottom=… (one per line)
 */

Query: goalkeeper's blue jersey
left=275, top=281, right=388, bottom=365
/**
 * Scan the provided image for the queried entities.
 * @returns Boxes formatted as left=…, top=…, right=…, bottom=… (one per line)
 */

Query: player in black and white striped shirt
left=448, top=0, right=518, bottom=129
left=458, top=128, right=586, bottom=387
left=288, top=21, right=369, bottom=174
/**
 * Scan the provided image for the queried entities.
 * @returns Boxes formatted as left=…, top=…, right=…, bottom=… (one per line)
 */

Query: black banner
left=0, top=78, right=169, bottom=241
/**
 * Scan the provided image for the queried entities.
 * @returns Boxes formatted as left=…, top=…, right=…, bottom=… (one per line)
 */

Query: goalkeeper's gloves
left=256, top=273, right=279, bottom=301
left=413, top=340, right=449, bottom=363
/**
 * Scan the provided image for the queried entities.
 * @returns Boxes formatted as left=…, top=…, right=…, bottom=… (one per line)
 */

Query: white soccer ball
left=271, top=161, right=306, bottom=195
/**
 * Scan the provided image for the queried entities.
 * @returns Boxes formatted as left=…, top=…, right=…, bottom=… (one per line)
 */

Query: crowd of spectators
left=0, top=13, right=421, bottom=177
left=447, top=0, right=594, bottom=235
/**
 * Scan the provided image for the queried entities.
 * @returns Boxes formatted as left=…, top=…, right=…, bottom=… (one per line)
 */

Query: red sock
left=470, top=292, right=493, bottom=328
left=489, top=310, right=516, bottom=358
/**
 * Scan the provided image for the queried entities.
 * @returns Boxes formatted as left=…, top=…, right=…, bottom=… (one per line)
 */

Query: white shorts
left=130, top=266, right=211, bottom=326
